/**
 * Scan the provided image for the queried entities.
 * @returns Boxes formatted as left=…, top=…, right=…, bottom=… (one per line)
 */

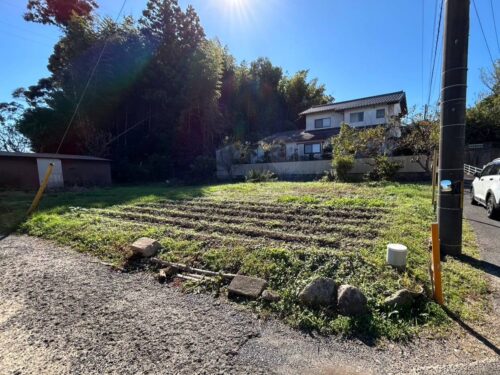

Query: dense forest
left=2, top=0, right=332, bottom=181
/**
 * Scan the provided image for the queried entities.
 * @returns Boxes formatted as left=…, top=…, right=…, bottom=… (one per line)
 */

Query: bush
left=245, top=169, right=278, bottom=183
left=320, top=169, right=335, bottom=182
left=188, top=156, right=216, bottom=183
left=332, top=156, right=354, bottom=181
left=367, top=156, right=402, bottom=181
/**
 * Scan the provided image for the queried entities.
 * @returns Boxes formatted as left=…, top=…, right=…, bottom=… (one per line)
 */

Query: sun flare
left=217, top=0, right=254, bottom=26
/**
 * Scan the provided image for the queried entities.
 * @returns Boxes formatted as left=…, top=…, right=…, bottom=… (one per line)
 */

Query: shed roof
left=299, top=91, right=407, bottom=116
left=0, top=151, right=110, bottom=161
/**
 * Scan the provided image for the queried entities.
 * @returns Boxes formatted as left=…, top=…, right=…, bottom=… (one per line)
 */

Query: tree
left=466, top=60, right=500, bottom=143
left=331, top=123, right=403, bottom=181
left=0, top=101, right=30, bottom=152
left=13, top=0, right=333, bottom=182
left=279, top=70, right=332, bottom=128
left=399, top=111, right=439, bottom=174
left=24, top=0, right=98, bottom=26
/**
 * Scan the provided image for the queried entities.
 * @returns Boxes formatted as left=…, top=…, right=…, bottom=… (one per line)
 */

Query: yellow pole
left=431, top=223, right=444, bottom=305
left=27, top=163, right=54, bottom=216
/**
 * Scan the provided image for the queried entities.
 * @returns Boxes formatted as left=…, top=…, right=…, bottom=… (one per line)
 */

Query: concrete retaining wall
left=217, top=155, right=429, bottom=181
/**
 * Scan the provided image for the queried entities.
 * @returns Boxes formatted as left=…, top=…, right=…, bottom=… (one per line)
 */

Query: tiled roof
left=0, top=151, right=110, bottom=161
left=260, top=128, right=341, bottom=143
left=299, top=91, right=407, bottom=116
left=260, top=125, right=383, bottom=144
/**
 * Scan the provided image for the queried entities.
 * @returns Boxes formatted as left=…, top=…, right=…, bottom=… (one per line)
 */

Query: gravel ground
left=1, top=235, right=499, bottom=375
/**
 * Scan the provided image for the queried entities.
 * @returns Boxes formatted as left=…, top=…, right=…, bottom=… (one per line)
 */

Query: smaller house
left=0, top=151, right=112, bottom=190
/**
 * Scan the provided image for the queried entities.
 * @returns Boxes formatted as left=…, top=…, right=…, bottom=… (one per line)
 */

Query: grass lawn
left=0, top=182, right=490, bottom=340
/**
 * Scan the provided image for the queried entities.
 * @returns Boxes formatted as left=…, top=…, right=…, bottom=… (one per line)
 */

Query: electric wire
left=472, top=0, right=496, bottom=67
left=55, top=0, right=128, bottom=154
left=490, top=0, right=500, bottom=54
left=426, top=0, right=444, bottom=116
left=421, top=0, right=425, bottom=108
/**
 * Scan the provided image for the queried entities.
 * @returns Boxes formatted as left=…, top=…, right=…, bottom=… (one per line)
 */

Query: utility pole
left=438, top=0, right=470, bottom=256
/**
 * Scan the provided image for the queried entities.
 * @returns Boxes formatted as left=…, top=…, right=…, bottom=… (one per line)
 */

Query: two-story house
left=252, top=91, right=407, bottom=162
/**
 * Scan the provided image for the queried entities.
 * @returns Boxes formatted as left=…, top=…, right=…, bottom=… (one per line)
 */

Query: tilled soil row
left=138, top=200, right=384, bottom=222
left=135, top=202, right=377, bottom=226
left=115, top=205, right=379, bottom=238
left=165, top=198, right=387, bottom=214
left=90, top=215, right=309, bottom=251
left=97, top=209, right=343, bottom=248
left=97, top=214, right=375, bottom=252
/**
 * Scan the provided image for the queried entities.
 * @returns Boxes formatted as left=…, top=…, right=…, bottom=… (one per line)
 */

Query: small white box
left=386, top=243, right=408, bottom=268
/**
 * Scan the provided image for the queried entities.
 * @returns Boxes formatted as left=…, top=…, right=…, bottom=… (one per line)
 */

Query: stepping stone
left=130, top=237, right=161, bottom=258
left=228, top=275, right=267, bottom=299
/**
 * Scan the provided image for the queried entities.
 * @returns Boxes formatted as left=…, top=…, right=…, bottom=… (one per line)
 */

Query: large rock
left=228, top=275, right=268, bottom=299
left=384, top=289, right=417, bottom=309
left=130, top=237, right=161, bottom=258
left=337, top=284, right=368, bottom=316
left=298, top=277, right=337, bottom=308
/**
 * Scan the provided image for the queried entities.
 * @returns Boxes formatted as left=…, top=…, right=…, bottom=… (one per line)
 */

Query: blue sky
left=1, top=0, right=499, bottom=110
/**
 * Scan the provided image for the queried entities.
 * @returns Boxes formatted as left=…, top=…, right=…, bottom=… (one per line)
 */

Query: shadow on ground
left=442, top=305, right=500, bottom=356
left=454, top=254, right=500, bottom=278
left=0, top=184, right=210, bottom=235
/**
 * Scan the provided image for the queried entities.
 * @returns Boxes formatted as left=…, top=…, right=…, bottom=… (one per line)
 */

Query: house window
left=314, top=118, right=331, bottom=129
left=304, top=143, right=321, bottom=154
left=349, top=111, right=364, bottom=123
left=376, top=108, right=386, bottom=118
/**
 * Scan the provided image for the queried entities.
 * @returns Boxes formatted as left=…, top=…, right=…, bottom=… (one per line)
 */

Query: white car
left=471, top=158, right=500, bottom=218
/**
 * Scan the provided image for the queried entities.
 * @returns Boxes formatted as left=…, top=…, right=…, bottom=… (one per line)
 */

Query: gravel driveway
left=1, top=235, right=499, bottom=374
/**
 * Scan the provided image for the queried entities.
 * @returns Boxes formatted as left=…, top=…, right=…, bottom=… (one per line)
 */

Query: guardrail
left=464, top=164, right=482, bottom=176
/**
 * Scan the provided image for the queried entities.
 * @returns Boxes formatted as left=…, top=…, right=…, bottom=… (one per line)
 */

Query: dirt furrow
left=97, top=209, right=343, bottom=248
left=138, top=201, right=383, bottom=222
left=116, top=205, right=379, bottom=238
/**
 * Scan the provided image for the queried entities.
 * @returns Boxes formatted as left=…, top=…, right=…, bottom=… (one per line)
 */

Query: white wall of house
left=305, top=111, right=343, bottom=131
left=305, top=103, right=404, bottom=131
left=343, top=105, right=390, bottom=127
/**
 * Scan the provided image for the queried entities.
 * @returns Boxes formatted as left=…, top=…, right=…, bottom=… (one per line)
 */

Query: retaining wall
left=217, top=155, right=429, bottom=181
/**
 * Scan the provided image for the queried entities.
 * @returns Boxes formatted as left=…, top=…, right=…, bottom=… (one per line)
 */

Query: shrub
left=332, top=156, right=354, bottom=181
left=188, top=156, right=216, bottom=183
left=320, top=169, right=335, bottom=182
left=245, top=169, right=278, bottom=183
left=367, top=156, right=402, bottom=181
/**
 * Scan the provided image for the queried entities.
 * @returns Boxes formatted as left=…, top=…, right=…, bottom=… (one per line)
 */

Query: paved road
left=1, top=235, right=499, bottom=374
left=463, top=199, right=500, bottom=313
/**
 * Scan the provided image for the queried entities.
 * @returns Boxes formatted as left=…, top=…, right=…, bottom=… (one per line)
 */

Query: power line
left=472, top=0, right=495, bottom=67
left=421, top=0, right=425, bottom=108
left=426, top=0, right=444, bottom=117
left=0, top=27, right=54, bottom=47
left=428, top=0, right=439, bottom=68
left=491, top=0, right=500, bottom=54
left=55, top=0, right=128, bottom=154
left=426, top=0, right=439, bottom=112
left=103, top=118, right=148, bottom=148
